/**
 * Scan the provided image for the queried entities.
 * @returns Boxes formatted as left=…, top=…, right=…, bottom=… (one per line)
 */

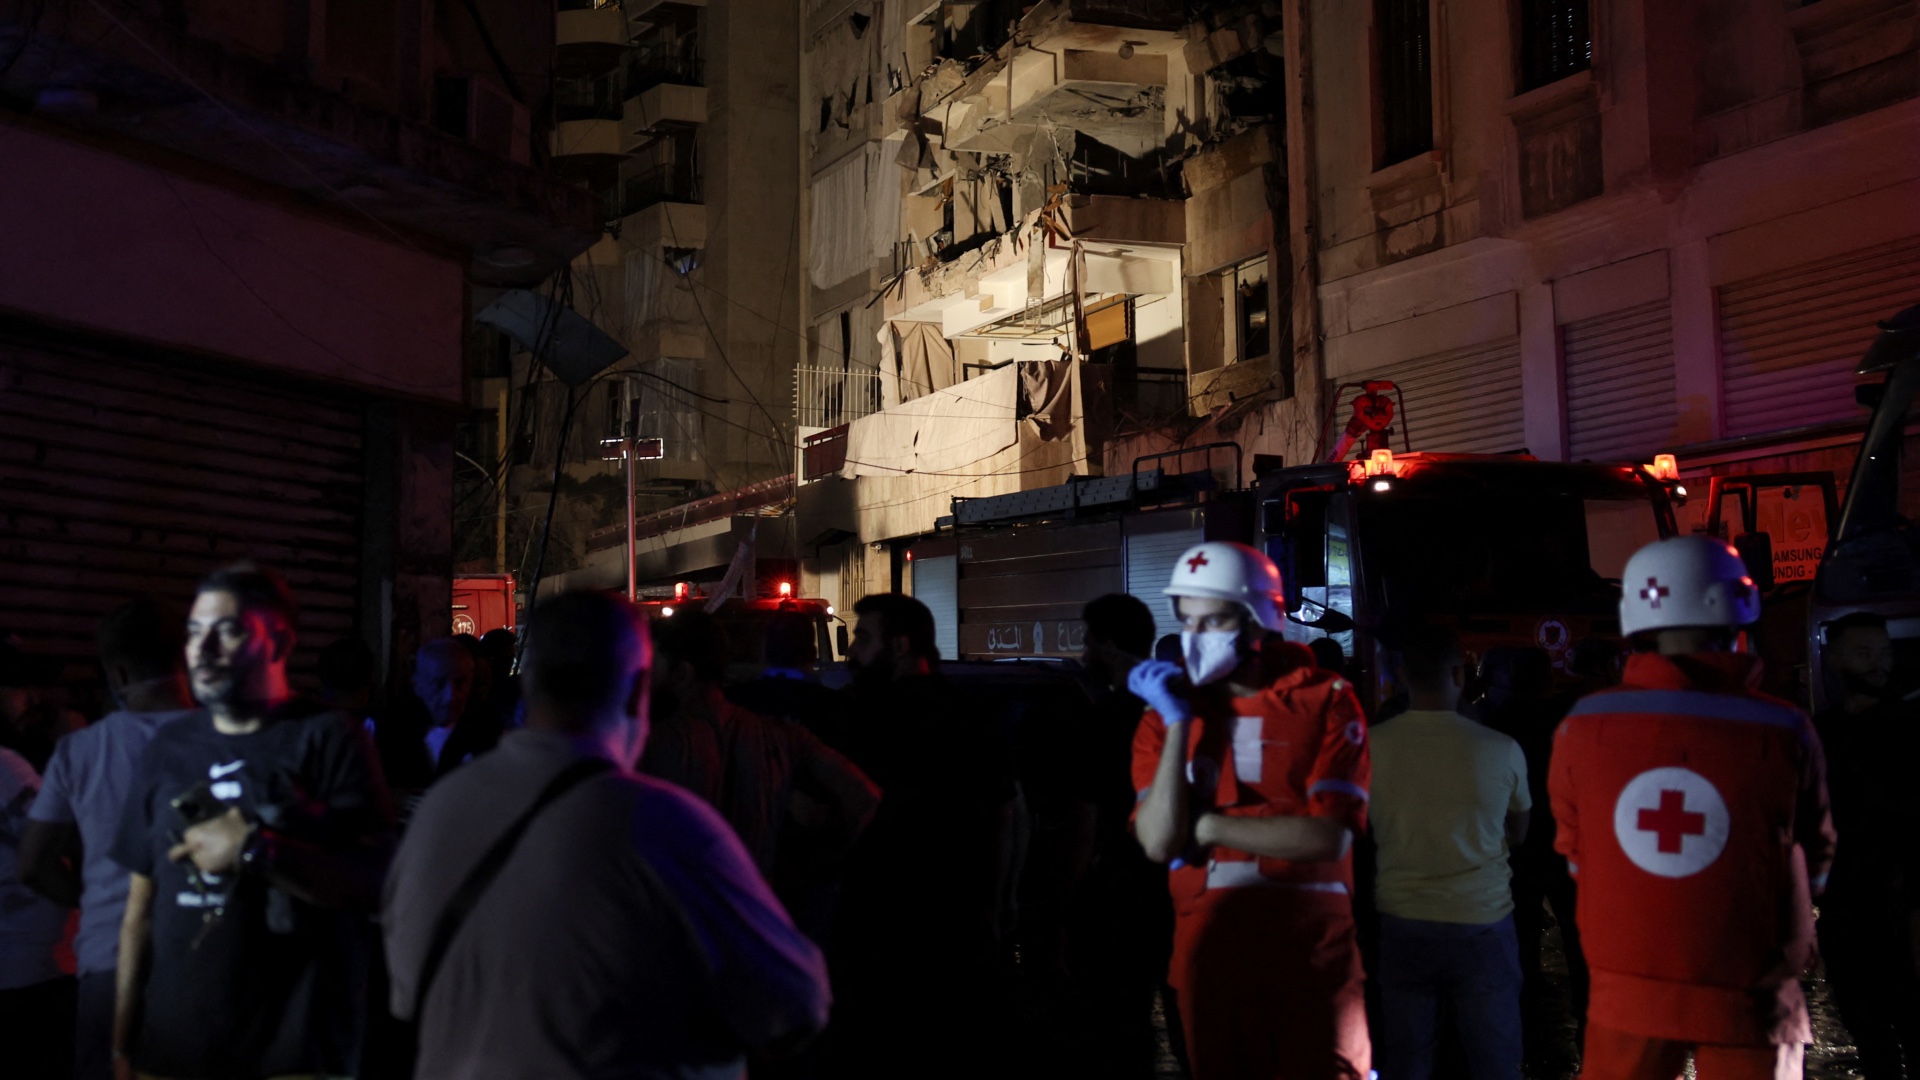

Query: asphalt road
left=1142, top=903, right=1871, bottom=1080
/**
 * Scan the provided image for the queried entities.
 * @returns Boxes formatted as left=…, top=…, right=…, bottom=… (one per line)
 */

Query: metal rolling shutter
left=1125, top=526, right=1202, bottom=644
left=910, top=554, right=959, bottom=661
left=1721, top=236, right=1920, bottom=437
left=1564, top=300, right=1677, bottom=462
left=1356, top=338, right=1527, bottom=454
left=956, top=521, right=1123, bottom=660
left=0, top=339, right=365, bottom=685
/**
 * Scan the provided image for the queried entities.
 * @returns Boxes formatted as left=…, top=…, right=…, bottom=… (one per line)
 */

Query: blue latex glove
left=1127, top=659, right=1191, bottom=725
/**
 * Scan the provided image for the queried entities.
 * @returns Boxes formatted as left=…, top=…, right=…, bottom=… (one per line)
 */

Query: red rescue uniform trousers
left=1169, top=884, right=1370, bottom=1080
left=1581, top=1026, right=1802, bottom=1080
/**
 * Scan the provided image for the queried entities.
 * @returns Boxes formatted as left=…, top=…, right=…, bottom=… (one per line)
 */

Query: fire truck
left=910, top=427, right=1685, bottom=711
left=636, top=580, right=843, bottom=680
left=451, top=574, right=518, bottom=637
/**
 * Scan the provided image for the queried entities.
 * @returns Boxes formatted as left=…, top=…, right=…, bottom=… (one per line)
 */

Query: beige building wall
left=1303, top=0, right=1920, bottom=469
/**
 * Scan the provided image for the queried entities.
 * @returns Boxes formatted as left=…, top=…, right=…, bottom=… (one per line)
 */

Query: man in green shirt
left=1370, top=626, right=1531, bottom=1080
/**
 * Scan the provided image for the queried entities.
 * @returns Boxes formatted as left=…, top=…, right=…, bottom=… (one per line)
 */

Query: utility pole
left=626, top=437, right=637, bottom=601
left=495, top=387, right=509, bottom=574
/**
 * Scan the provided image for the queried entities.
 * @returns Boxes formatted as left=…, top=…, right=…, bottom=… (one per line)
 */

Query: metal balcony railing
left=1119, top=368, right=1187, bottom=419
left=794, top=366, right=883, bottom=430
left=801, top=425, right=850, bottom=483
left=555, top=75, right=624, bottom=122
left=613, top=164, right=702, bottom=218
left=625, top=44, right=705, bottom=93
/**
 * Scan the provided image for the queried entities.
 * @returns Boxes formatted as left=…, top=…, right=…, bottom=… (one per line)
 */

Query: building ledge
left=618, top=200, right=707, bottom=249
left=628, top=83, right=708, bottom=129
left=558, top=6, right=629, bottom=49
left=552, top=118, right=632, bottom=158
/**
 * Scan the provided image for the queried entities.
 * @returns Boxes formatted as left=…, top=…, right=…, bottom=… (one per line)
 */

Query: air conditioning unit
left=434, top=75, right=531, bottom=165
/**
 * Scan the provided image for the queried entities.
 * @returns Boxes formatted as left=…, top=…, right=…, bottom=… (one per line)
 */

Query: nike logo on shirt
left=208, top=761, right=245, bottom=779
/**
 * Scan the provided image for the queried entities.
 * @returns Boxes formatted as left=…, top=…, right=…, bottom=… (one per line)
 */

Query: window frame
left=1371, top=0, right=1437, bottom=170
left=1512, top=0, right=1593, bottom=95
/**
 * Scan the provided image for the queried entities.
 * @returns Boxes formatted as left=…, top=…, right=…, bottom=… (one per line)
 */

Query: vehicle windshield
left=1358, top=491, right=1663, bottom=615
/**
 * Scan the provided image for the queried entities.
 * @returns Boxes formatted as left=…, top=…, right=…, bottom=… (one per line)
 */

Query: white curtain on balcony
left=845, top=362, right=1018, bottom=476
left=625, top=249, right=699, bottom=333
left=809, top=151, right=869, bottom=290
left=808, top=139, right=905, bottom=290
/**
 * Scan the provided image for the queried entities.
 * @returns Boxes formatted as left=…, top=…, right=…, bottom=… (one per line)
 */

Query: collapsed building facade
left=794, top=0, right=1311, bottom=611
left=789, top=0, right=1920, bottom=632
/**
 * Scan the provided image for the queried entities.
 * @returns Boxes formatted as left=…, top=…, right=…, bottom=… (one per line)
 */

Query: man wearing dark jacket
left=1811, top=612, right=1920, bottom=1080
left=827, top=593, right=1017, bottom=1080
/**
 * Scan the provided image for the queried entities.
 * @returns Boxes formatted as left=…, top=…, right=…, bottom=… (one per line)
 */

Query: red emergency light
left=674, top=581, right=690, bottom=601
left=778, top=580, right=793, bottom=597
left=1645, top=454, right=1680, bottom=482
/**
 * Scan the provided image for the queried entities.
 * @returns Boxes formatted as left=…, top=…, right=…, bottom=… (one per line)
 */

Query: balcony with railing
left=608, top=163, right=702, bottom=219
left=557, top=0, right=628, bottom=48
left=552, top=71, right=629, bottom=158
left=795, top=366, right=884, bottom=430
left=556, top=74, right=625, bottom=122
left=801, top=426, right=850, bottom=483
left=626, top=40, right=705, bottom=92
left=795, top=367, right=883, bottom=483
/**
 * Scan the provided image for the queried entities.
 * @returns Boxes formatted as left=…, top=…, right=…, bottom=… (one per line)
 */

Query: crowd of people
left=0, top=534, right=1913, bottom=1080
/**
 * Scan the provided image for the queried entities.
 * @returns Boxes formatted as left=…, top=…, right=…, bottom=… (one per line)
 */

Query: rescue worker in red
left=1549, top=536, right=1835, bottom=1080
left=1130, top=541, right=1372, bottom=1080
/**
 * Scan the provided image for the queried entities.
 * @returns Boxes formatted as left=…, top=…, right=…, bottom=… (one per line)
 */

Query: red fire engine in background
left=451, top=574, right=518, bottom=637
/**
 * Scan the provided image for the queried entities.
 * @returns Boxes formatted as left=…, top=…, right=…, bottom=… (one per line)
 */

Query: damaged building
left=539, top=0, right=1920, bottom=651
left=794, top=0, right=1311, bottom=612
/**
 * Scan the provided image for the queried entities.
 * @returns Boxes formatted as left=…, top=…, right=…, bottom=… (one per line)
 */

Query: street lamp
left=600, top=433, right=666, bottom=602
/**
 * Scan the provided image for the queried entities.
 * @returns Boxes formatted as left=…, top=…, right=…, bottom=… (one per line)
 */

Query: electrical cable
left=520, top=381, right=581, bottom=608
left=152, top=170, right=456, bottom=393
left=0, top=0, right=46, bottom=81
left=455, top=0, right=527, bottom=105
left=626, top=88, right=795, bottom=468
left=627, top=365, right=731, bottom=405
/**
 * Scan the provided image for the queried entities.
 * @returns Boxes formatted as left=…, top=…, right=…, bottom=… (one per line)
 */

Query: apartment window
left=1518, top=0, right=1592, bottom=91
left=1375, top=0, right=1434, bottom=168
left=1233, top=259, right=1270, bottom=363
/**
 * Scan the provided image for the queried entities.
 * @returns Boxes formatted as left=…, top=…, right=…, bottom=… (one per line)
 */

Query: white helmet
left=1618, top=536, right=1761, bottom=637
left=1164, top=541, right=1287, bottom=632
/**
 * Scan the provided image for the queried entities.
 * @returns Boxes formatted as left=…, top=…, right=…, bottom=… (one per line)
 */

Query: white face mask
left=1181, top=629, right=1243, bottom=687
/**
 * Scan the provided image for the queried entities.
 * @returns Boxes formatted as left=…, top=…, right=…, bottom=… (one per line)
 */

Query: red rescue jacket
left=1549, top=652, right=1835, bottom=1046
left=1132, top=645, right=1372, bottom=909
